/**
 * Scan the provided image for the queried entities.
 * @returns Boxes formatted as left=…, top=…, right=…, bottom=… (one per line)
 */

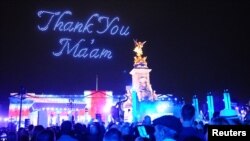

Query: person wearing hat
left=153, top=115, right=182, bottom=141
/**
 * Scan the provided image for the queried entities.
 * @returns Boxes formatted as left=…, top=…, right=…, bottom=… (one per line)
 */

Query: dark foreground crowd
left=1, top=103, right=250, bottom=141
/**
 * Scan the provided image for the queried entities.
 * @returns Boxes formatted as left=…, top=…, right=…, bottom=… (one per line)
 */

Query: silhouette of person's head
left=61, top=120, right=72, bottom=135
left=36, top=129, right=55, bottom=141
left=103, top=128, right=123, bottom=141
left=181, top=104, right=195, bottom=122
left=142, top=115, right=152, bottom=125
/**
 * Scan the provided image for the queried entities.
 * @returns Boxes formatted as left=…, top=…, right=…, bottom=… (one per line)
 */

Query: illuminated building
left=8, top=91, right=119, bottom=128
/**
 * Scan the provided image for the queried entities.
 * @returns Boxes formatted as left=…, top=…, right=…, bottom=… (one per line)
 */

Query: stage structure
left=8, top=91, right=119, bottom=128
left=122, top=40, right=183, bottom=122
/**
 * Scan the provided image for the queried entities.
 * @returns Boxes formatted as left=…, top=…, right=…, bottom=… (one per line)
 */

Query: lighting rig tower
left=67, top=98, right=75, bottom=123
left=18, top=87, right=26, bottom=129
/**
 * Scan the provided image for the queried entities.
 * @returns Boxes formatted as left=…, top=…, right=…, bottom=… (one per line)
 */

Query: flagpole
left=96, top=74, right=98, bottom=91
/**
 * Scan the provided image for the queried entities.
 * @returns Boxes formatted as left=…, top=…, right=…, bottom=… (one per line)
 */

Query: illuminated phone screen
left=137, top=126, right=150, bottom=138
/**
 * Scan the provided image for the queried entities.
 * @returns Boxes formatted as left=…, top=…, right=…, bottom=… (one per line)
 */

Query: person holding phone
left=135, top=124, right=155, bottom=141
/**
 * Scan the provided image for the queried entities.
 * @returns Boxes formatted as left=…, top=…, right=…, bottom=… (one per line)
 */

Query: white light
left=156, top=103, right=169, bottom=113
left=56, top=110, right=61, bottom=114
left=240, top=110, right=245, bottom=114
left=4, top=118, right=9, bottom=122
left=85, top=98, right=91, bottom=109
left=103, top=105, right=111, bottom=113
left=87, top=115, right=91, bottom=122
left=103, top=98, right=113, bottom=113
left=106, top=91, right=113, bottom=96
left=107, top=115, right=112, bottom=123
left=84, top=91, right=92, bottom=96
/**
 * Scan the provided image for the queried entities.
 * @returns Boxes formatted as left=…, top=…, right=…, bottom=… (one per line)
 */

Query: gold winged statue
left=133, top=40, right=147, bottom=68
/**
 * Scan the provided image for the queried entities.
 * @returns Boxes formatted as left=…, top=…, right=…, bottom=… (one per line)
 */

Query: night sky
left=1, top=0, right=249, bottom=115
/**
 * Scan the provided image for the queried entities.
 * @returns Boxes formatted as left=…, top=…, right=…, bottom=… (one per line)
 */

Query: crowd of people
left=1, top=103, right=249, bottom=141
